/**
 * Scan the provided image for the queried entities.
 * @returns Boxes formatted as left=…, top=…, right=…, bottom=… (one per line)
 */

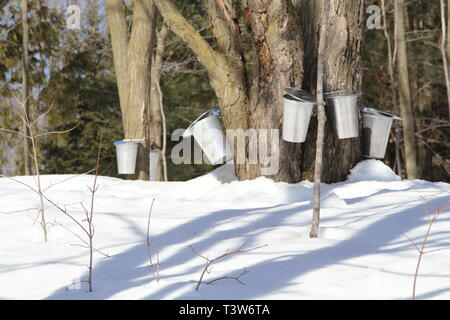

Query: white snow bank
left=321, top=192, right=347, bottom=208
left=348, top=159, right=401, bottom=182
left=0, top=160, right=449, bottom=300
left=170, top=163, right=312, bottom=205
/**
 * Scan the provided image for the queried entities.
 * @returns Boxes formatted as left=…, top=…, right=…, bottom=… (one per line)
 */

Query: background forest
left=0, top=0, right=448, bottom=182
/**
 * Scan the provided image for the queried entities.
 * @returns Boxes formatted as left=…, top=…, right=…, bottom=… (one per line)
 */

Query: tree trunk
left=440, top=0, right=450, bottom=119
left=447, top=0, right=450, bottom=62
left=149, top=21, right=168, bottom=181
left=310, top=0, right=330, bottom=239
left=153, top=0, right=250, bottom=178
left=155, top=0, right=364, bottom=183
left=299, top=0, right=364, bottom=183
left=381, top=0, right=403, bottom=177
left=106, top=0, right=157, bottom=180
left=240, top=0, right=305, bottom=181
left=394, top=0, right=418, bottom=179
left=125, top=0, right=156, bottom=180
left=21, top=0, right=31, bottom=175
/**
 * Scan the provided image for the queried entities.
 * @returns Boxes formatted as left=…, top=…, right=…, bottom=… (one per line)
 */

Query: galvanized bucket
left=361, top=107, right=403, bottom=159
left=149, top=150, right=160, bottom=181
left=114, top=140, right=139, bottom=174
left=282, top=93, right=314, bottom=143
left=183, top=109, right=233, bottom=165
left=324, top=91, right=363, bottom=139
left=283, top=86, right=317, bottom=103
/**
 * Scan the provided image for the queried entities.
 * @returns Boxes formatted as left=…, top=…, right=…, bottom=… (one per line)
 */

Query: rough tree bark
left=394, top=0, right=418, bottom=179
left=154, top=0, right=364, bottom=183
left=240, top=0, right=305, bottom=181
left=106, top=0, right=157, bottom=180
left=300, top=0, right=364, bottom=183
left=21, top=0, right=31, bottom=175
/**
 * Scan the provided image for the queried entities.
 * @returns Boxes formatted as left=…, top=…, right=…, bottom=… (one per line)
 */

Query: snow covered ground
left=0, top=160, right=449, bottom=300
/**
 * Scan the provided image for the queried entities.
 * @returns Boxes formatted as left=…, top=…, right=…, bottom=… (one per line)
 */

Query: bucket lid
left=282, top=86, right=317, bottom=103
left=283, top=94, right=315, bottom=105
left=361, top=107, right=403, bottom=120
left=182, top=109, right=222, bottom=138
left=113, top=139, right=141, bottom=145
left=324, top=91, right=363, bottom=99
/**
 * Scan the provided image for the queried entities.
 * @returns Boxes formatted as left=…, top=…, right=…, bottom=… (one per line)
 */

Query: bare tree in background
left=381, top=0, right=402, bottom=177
left=21, top=0, right=31, bottom=175
left=105, top=0, right=157, bottom=180
left=439, top=0, right=450, bottom=119
left=394, top=0, right=418, bottom=179
left=150, top=18, right=169, bottom=181
left=447, top=0, right=450, bottom=65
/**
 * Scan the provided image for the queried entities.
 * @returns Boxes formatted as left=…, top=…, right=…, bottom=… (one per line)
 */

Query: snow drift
left=0, top=160, right=449, bottom=300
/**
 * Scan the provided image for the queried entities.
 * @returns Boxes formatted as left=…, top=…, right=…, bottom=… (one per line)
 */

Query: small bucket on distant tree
left=149, top=150, right=161, bottom=181
left=114, top=140, right=139, bottom=174
left=361, top=107, right=403, bottom=159
left=324, top=91, right=362, bottom=139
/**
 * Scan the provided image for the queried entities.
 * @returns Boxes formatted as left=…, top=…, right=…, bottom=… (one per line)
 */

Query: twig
left=156, top=251, right=160, bottom=283
left=0, top=97, right=81, bottom=242
left=203, top=269, right=249, bottom=286
left=41, top=168, right=96, bottom=193
left=34, top=124, right=80, bottom=138
left=56, top=221, right=110, bottom=258
left=189, top=242, right=267, bottom=291
left=402, top=199, right=450, bottom=299
left=146, top=198, right=158, bottom=281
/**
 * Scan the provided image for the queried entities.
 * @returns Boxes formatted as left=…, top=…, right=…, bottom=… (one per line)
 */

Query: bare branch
left=153, top=0, right=227, bottom=80
left=0, top=127, right=31, bottom=138
left=146, top=198, right=157, bottom=281
left=34, top=124, right=80, bottom=138
left=189, top=242, right=267, bottom=290
left=400, top=232, right=421, bottom=253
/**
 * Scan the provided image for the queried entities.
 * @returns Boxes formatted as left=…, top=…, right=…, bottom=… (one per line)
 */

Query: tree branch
left=202, top=0, right=243, bottom=60
left=153, top=0, right=227, bottom=80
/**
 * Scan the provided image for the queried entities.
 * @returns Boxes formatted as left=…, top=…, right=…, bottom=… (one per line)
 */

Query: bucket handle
left=183, top=109, right=222, bottom=138
left=360, top=107, right=403, bottom=120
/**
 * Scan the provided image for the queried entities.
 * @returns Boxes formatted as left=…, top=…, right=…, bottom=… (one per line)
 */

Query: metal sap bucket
left=114, top=140, right=139, bottom=174
left=282, top=91, right=315, bottom=143
left=183, top=109, right=233, bottom=165
left=324, top=91, right=362, bottom=139
left=282, top=87, right=316, bottom=143
left=149, top=150, right=160, bottom=181
left=361, top=107, right=403, bottom=159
